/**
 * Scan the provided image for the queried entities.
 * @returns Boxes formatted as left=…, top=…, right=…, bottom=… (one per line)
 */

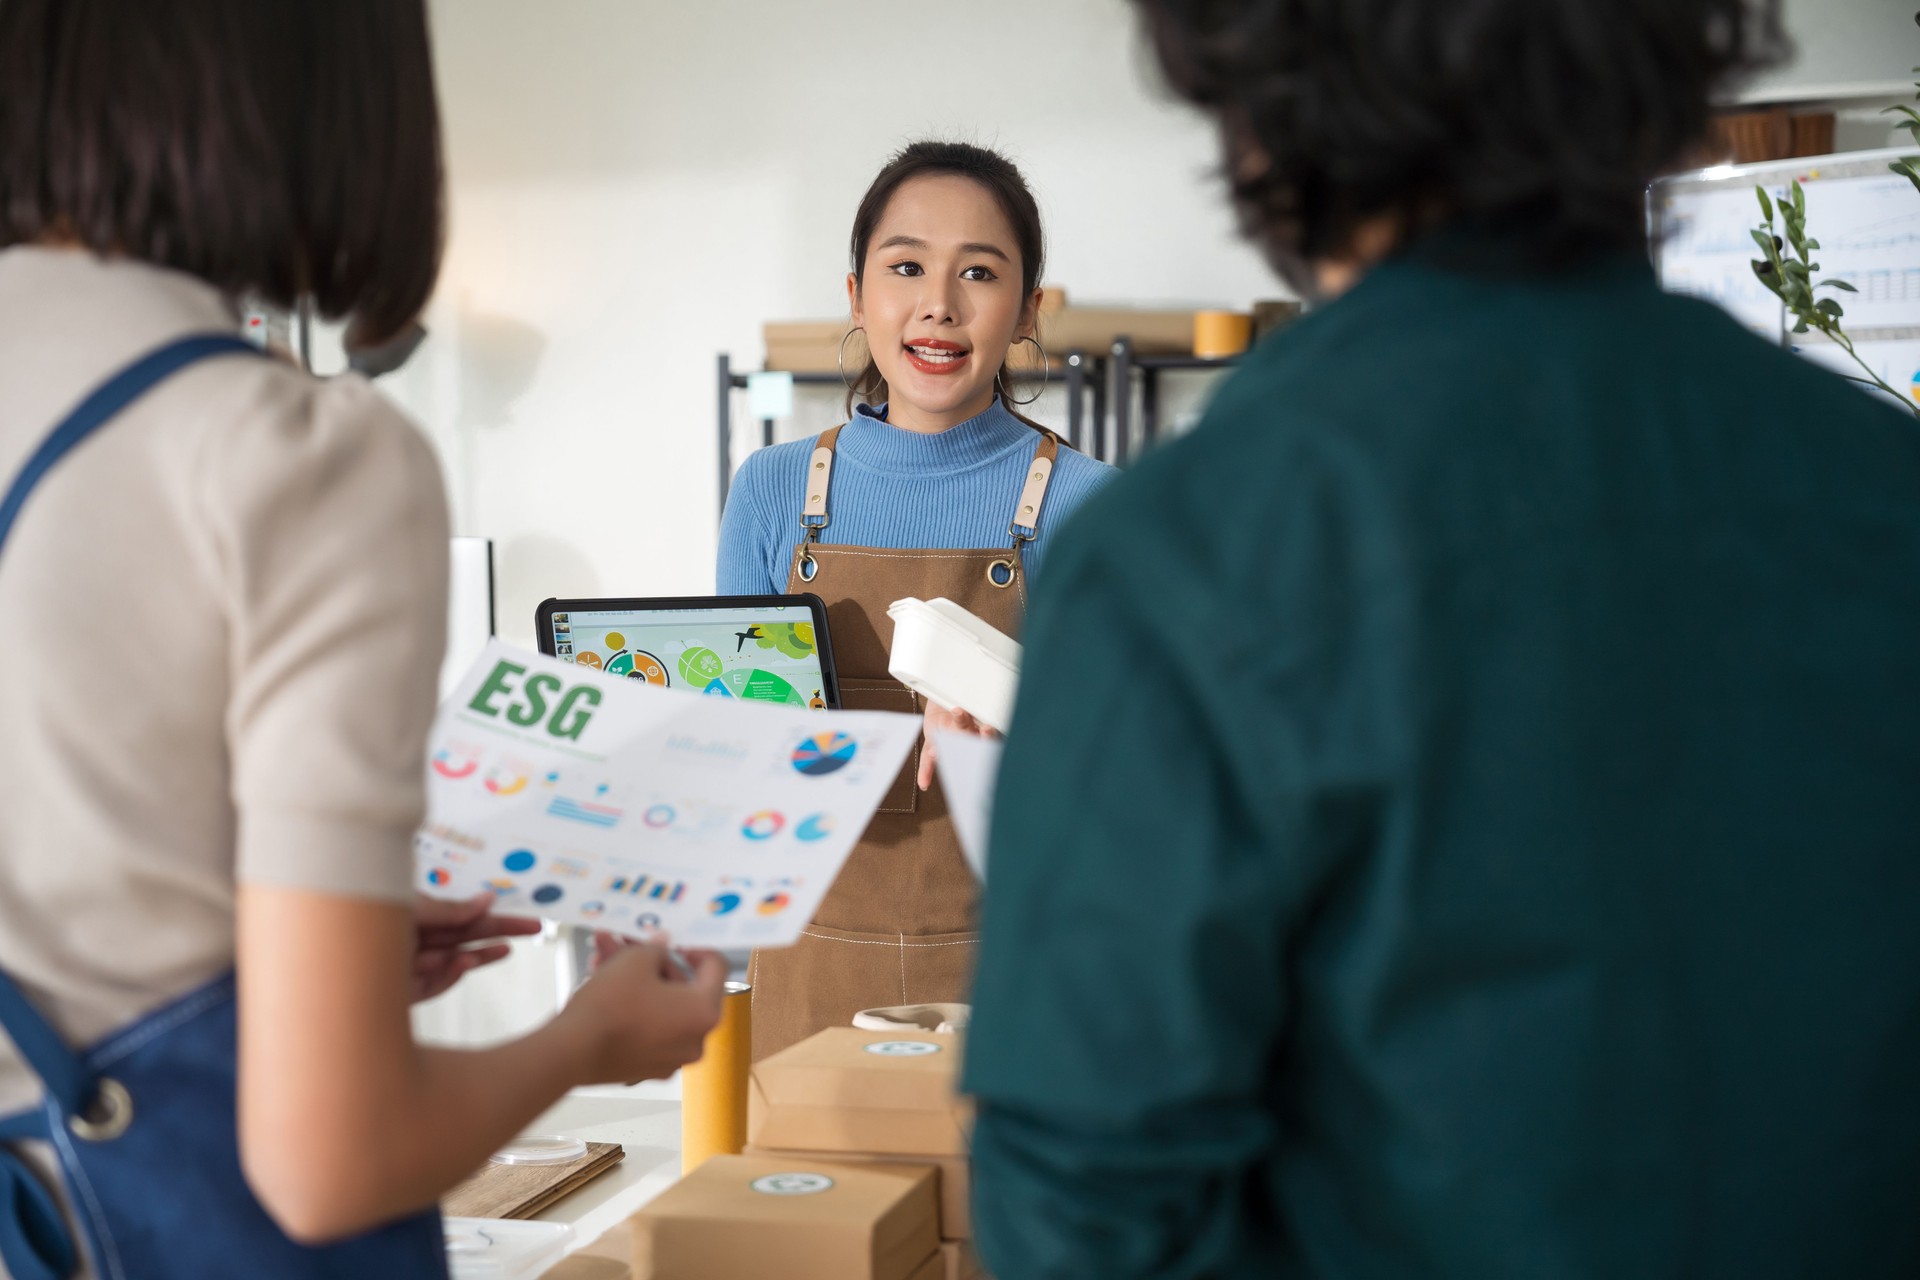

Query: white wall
left=381, top=0, right=1271, bottom=653
left=1743, top=0, right=1916, bottom=102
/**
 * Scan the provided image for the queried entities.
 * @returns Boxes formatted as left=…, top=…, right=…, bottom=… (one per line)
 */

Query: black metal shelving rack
left=716, top=339, right=1246, bottom=517
left=716, top=350, right=1105, bottom=514
left=1104, top=336, right=1242, bottom=466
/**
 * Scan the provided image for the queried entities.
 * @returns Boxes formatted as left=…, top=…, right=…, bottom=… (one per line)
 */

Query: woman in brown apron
left=715, top=141, right=1114, bottom=1057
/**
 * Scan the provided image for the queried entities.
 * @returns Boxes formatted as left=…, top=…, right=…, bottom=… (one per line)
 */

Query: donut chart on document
left=757, top=892, right=793, bottom=916
left=483, top=766, right=528, bottom=796
left=431, top=748, right=478, bottom=780
left=741, top=811, right=785, bottom=841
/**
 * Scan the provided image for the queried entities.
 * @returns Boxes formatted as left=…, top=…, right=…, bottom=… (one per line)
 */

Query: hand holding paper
left=414, top=641, right=920, bottom=949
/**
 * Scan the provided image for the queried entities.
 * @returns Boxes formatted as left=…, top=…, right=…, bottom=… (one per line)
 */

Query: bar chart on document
left=1653, top=148, right=1920, bottom=411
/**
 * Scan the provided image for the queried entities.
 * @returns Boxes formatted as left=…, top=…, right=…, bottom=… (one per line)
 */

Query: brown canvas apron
left=747, top=420, right=1062, bottom=1059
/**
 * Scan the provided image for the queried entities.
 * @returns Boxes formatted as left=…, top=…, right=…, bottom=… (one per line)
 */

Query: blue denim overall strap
left=0, top=334, right=448, bottom=1279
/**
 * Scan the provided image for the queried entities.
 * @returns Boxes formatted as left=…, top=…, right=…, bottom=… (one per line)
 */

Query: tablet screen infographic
left=548, top=603, right=832, bottom=710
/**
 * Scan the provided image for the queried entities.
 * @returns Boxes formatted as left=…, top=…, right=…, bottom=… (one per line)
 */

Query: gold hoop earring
left=998, top=335, right=1049, bottom=407
left=837, top=327, right=867, bottom=393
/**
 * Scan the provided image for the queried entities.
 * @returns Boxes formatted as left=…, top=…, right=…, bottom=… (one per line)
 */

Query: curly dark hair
left=1131, top=0, right=1789, bottom=285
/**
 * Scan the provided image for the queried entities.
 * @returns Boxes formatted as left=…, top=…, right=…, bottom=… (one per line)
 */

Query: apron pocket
left=897, top=927, right=981, bottom=1010
left=837, top=677, right=921, bottom=815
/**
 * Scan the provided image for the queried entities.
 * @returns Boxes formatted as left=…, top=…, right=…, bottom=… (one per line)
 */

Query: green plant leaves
left=1893, top=157, right=1920, bottom=198
left=1736, top=87, right=1919, bottom=417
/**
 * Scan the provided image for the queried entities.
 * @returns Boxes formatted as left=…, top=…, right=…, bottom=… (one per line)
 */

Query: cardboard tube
left=681, top=981, right=751, bottom=1173
left=1192, top=310, right=1252, bottom=359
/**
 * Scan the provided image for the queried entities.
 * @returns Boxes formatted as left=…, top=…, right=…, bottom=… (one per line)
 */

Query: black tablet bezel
left=533, top=593, right=841, bottom=710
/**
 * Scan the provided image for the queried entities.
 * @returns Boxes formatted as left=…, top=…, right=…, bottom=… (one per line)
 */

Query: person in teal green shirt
left=963, top=2, right=1920, bottom=1277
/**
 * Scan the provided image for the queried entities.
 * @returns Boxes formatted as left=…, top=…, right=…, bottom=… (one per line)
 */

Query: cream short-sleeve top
left=0, top=247, right=450, bottom=1115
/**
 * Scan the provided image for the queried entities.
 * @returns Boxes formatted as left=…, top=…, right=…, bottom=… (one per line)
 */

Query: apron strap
left=797, top=417, right=1067, bottom=555
left=798, top=425, right=841, bottom=546
left=0, top=1140, right=75, bottom=1280
left=0, top=334, right=260, bottom=553
left=1008, top=433, right=1060, bottom=547
left=0, top=331, right=262, bottom=1107
left=0, top=979, right=87, bottom=1119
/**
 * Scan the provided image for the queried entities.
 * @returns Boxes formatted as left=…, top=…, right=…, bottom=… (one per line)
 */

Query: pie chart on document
left=791, top=733, right=858, bottom=777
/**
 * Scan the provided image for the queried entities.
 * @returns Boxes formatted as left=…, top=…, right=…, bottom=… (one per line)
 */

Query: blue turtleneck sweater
left=716, top=399, right=1116, bottom=596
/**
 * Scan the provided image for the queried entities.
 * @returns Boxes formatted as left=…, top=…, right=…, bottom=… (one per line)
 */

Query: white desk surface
left=528, top=1078, right=685, bottom=1264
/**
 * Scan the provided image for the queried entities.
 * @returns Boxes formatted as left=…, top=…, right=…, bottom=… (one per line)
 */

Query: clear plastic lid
left=487, top=1134, right=588, bottom=1167
left=444, top=1218, right=574, bottom=1280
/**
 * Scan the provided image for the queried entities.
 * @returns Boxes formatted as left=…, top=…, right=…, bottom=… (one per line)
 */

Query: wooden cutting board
left=443, top=1141, right=625, bottom=1221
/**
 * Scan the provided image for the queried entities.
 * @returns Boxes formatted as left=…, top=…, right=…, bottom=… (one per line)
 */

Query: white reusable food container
left=488, top=1135, right=587, bottom=1167
left=886, top=597, right=1023, bottom=733
left=443, top=1218, right=574, bottom=1280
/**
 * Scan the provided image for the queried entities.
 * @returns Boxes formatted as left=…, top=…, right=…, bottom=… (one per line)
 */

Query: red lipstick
left=903, top=337, right=970, bottom=377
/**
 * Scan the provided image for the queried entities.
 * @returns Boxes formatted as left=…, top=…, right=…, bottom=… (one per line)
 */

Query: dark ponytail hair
left=845, top=141, right=1046, bottom=426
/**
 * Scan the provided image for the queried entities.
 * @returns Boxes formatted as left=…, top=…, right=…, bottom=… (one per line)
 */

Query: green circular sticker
left=751, top=1173, right=835, bottom=1196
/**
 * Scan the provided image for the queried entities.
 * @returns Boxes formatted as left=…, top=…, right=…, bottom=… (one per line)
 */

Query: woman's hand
left=410, top=892, right=542, bottom=1003
left=918, top=701, right=1001, bottom=791
left=557, top=942, right=728, bottom=1084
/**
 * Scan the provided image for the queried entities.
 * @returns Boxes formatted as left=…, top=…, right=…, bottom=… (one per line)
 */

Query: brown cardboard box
left=765, top=330, right=1064, bottom=376
left=908, top=1251, right=945, bottom=1280
left=1039, top=306, right=1196, bottom=355
left=764, top=319, right=856, bottom=374
left=762, top=297, right=1196, bottom=372
left=750, top=1028, right=971, bottom=1156
left=764, top=320, right=851, bottom=375
left=943, top=1239, right=988, bottom=1280
left=629, top=1154, right=938, bottom=1280
left=745, top=1145, right=970, bottom=1239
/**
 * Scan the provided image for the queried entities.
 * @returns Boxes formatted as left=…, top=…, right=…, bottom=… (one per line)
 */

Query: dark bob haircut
left=1131, top=0, right=1788, bottom=286
left=0, top=0, right=443, bottom=346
